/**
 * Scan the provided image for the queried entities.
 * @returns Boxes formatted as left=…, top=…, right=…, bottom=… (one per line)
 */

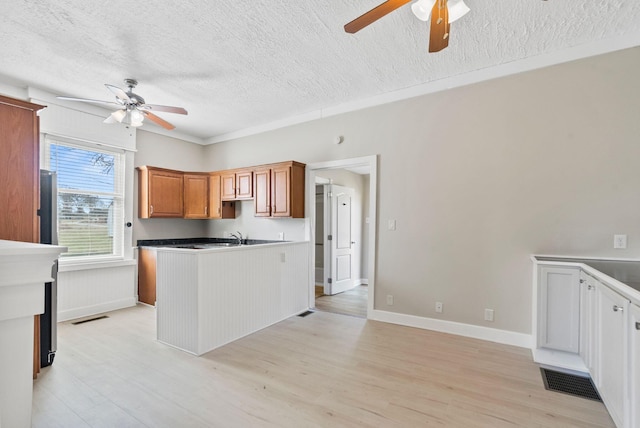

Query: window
left=43, top=136, right=125, bottom=260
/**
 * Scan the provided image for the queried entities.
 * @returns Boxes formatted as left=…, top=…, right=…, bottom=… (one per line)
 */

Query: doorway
left=306, top=156, right=377, bottom=318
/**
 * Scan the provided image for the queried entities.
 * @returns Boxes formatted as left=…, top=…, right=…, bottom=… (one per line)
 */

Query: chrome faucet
left=230, top=231, right=243, bottom=245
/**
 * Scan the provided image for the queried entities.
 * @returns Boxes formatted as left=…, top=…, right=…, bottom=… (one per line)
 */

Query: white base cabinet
left=579, top=272, right=599, bottom=381
left=629, top=303, right=640, bottom=428
left=533, top=257, right=640, bottom=428
left=596, top=282, right=629, bottom=428
left=538, top=266, right=581, bottom=353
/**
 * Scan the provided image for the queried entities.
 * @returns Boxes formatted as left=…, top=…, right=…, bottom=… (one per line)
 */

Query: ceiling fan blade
left=56, top=96, right=121, bottom=107
left=344, top=0, right=412, bottom=33
left=141, top=104, right=188, bottom=115
left=429, top=0, right=450, bottom=53
left=104, top=84, right=131, bottom=102
left=142, top=111, right=175, bottom=130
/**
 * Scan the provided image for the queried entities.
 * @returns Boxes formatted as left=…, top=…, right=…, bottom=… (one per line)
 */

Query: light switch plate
left=388, top=219, right=396, bottom=231
left=614, top=234, right=627, bottom=249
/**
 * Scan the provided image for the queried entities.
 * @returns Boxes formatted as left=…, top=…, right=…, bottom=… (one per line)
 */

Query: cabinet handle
left=205, top=207, right=208, bottom=216
left=613, top=305, right=624, bottom=312
left=150, top=205, right=154, bottom=215
left=588, top=285, right=593, bottom=290
left=580, top=279, right=586, bottom=284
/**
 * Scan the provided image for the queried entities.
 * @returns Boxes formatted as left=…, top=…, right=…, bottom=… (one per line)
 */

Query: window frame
left=42, top=134, right=126, bottom=264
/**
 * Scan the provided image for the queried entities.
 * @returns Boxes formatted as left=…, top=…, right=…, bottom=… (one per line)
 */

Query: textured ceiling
left=2, top=1, right=640, bottom=143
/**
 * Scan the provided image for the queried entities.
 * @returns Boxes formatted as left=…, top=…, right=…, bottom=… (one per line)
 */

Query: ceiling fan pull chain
left=442, top=0, right=449, bottom=40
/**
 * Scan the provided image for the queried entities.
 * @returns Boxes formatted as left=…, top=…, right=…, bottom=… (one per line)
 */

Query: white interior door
left=327, top=185, right=355, bottom=295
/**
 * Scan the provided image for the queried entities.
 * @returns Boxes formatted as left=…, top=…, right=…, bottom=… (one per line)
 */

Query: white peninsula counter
left=0, top=239, right=66, bottom=428
left=152, top=241, right=310, bottom=355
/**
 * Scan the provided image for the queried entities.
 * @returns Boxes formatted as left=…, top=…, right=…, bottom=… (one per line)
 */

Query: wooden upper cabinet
left=138, top=161, right=303, bottom=219
left=183, top=173, right=209, bottom=219
left=221, top=169, right=253, bottom=200
left=138, top=166, right=184, bottom=218
left=253, top=161, right=305, bottom=218
left=271, top=165, right=291, bottom=217
left=0, top=95, right=45, bottom=243
left=235, top=170, right=253, bottom=199
left=254, top=168, right=271, bottom=217
left=221, top=172, right=236, bottom=200
left=208, top=174, right=236, bottom=219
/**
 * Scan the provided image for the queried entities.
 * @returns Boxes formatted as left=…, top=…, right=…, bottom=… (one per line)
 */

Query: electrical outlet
left=435, top=302, right=443, bottom=313
left=278, top=232, right=285, bottom=240
left=386, top=295, right=394, bottom=305
left=484, top=309, right=494, bottom=322
left=388, top=219, right=396, bottom=231
left=614, top=234, right=627, bottom=249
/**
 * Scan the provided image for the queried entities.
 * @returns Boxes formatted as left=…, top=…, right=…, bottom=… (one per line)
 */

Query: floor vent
left=540, top=368, right=601, bottom=402
left=297, top=310, right=314, bottom=317
left=71, top=315, right=109, bottom=325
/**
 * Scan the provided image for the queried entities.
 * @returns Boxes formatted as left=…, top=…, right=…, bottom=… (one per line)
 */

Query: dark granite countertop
left=137, top=237, right=284, bottom=247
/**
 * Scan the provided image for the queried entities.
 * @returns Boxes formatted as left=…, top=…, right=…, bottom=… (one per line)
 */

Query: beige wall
left=202, top=47, right=640, bottom=334
left=133, top=130, right=208, bottom=243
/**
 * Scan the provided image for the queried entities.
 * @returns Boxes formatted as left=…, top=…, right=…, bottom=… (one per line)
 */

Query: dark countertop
left=535, top=256, right=640, bottom=293
left=137, top=237, right=284, bottom=247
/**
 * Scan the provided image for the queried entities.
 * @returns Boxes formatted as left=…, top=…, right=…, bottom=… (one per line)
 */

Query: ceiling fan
left=57, top=78, right=188, bottom=130
left=344, top=0, right=470, bottom=53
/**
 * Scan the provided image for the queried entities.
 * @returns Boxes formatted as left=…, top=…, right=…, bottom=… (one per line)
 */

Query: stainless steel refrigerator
left=38, top=170, right=58, bottom=367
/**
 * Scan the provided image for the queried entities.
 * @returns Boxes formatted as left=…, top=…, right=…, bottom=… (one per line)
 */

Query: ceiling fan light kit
left=56, top=78, right=188, bottom=131
left=345, top=0, right=471, bottom=52
left=412, top=0, right=469, bottom=23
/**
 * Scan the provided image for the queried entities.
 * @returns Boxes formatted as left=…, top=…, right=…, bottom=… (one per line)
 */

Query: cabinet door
left=183, top=174, right=209, bottom=219
left=254, top=168, right=271, bottom=217
left=630, top=303, right=640, bottom=428
left=579, top=272, right=598, bottom=378
left=0, top=97, right=44, bottom=243
left=138, top=248, right=157, bottom=306
left=538, top=266, right=581, bottom=353
left=148, top=169, right=184, bottom=217
left=271, top=165, right=291, bottom=217
left=596, top=283, right=629, bottom=428
left=208, top=174, right=222, bottom=219
left=221, top=172, right=236, bottom=200
left=236, top=170, right=253, bottom=199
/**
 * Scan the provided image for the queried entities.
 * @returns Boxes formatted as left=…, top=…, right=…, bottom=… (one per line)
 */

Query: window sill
left=58, top=258, right=136, bottom=272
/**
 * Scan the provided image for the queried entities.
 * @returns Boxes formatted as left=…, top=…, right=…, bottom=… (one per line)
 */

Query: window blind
left=43, top=136, right=125, bottom=259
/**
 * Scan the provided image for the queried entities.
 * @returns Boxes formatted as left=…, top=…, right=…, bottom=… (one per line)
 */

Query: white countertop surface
left=0, top=239, right=67, bottom=256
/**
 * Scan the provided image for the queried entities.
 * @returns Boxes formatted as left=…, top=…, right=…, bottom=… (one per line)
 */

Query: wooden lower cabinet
left=138, top=248, right=157, bottom=306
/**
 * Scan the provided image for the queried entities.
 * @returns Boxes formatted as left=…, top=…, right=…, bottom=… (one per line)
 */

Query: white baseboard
left=369, top=309, right=533, bottom=349
left=58, top=297, right=137, bottom=322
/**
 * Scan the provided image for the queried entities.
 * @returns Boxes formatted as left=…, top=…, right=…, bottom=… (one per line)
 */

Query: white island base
left=155, top=241, right=309, bottom=356
left=0, top=240, right=66, bottom=428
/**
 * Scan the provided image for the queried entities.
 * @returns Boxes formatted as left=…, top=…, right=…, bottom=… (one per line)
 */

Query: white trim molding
left=370, top=309, right=533, bottom=349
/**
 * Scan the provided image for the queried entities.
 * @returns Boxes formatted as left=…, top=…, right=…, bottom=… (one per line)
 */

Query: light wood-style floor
left=314, top=285, right=368, bottom=318
left=32, top=305, right=614, bottom=427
